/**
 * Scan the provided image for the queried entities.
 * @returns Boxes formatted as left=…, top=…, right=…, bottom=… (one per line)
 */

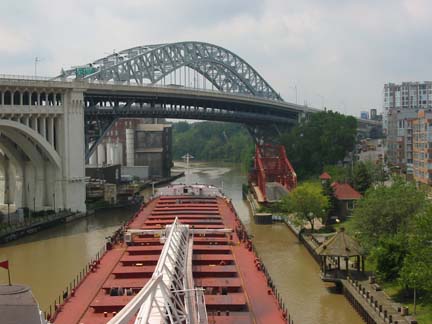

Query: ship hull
left=53, top=185, right=288, bottom=324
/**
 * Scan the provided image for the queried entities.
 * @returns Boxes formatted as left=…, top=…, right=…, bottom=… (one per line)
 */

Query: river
left=0, top=162, right=363, bottom=324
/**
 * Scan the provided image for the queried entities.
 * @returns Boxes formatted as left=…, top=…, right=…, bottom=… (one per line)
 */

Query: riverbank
left=0, top=210, right=90, bottom=244
left=283, top=219, right=416, bottom=324
left=0, top=172, right=184, bottom=245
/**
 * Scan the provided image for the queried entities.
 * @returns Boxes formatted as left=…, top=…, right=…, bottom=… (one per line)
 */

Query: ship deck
left=53, top=194, right=286, bottom=324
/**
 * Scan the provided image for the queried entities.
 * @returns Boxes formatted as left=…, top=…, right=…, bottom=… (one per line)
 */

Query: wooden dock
left=342, top=277, right=415, bottom=324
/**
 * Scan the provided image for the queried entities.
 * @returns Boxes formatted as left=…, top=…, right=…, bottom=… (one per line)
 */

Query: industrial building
left=125, top=124, right=172, bottom=178
left=87, top=119, right=172, bottom=180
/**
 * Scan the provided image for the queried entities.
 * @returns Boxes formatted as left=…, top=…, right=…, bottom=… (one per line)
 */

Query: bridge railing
left=0, top=74, right=59, bottom=81
left=85, top=79, right=288, bottom=103
left=0, top=74, right=291, bottom=104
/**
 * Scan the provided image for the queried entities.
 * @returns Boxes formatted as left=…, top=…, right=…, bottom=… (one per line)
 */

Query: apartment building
left=412, top=110, right=432, bottom=185
left=385, top=110, right=417, bottom=169
left=383, top=82, right=432, bottom=134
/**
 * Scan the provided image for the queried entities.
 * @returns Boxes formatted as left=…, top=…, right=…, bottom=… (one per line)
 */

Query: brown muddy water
left=0, top=162, right=363, bottom=324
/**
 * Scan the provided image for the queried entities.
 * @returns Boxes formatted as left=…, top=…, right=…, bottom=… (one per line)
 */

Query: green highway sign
left=75, top=67, right=96, bottom=78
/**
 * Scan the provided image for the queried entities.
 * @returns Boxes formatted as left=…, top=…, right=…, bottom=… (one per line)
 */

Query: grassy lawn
left=381, top=281, right=432, bottom=323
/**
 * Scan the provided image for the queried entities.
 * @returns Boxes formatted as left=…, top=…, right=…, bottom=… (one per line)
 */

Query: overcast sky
left=1, top=0, right=431, bottom=116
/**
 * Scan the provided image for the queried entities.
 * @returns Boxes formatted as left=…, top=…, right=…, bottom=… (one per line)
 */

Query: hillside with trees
left=172, top=121, right=253, bottom=163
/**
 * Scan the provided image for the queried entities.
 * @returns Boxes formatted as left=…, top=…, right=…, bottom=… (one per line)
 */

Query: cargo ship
left=50, top=184, right=292, bottom=324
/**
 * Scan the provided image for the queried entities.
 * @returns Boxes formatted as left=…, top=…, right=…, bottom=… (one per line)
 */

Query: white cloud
left=0, top=0, right=431, bottom=116
left=0, top=24, right=28, bottom=54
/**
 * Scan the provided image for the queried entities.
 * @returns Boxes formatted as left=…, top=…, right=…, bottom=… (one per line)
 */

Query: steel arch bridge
left=56, top=41, right=303, bottom=159
left=58, top=41, right=283, bottom=101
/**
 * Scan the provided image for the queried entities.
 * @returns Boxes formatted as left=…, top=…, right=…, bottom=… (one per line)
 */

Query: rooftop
left=315, top=228, right=364, bottom=257
left=331, top=182, right=362, bottom=200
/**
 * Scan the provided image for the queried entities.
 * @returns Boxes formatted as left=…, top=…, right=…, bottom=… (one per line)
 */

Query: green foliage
left=352, top=161, right=372, bottom=194
left=369, top=234, right=408, bottom=281
left=321, top=180, right=337, bottom=224
left=400, top=208, right=432, bottom=292
left=280, top=110, right=357, bottom=179
left=280, top=182, right=329, bottom=232
left=351, top=177, right=432, bottom=317
left=351, top=179, right=426, bottom=250
left=172, top=121, right=253, bottom=163
left=323, top=164, right=351, bottom=183
left=363, top=160, right=387, bottom=184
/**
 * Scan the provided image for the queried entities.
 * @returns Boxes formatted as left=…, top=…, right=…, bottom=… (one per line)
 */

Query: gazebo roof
left=315, top=228, right=364, bottom=257
left=319, top=172, right=332, bottom=180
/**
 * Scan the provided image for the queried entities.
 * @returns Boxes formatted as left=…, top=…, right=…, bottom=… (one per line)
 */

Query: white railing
left=109, top=218, right=208, bottom=324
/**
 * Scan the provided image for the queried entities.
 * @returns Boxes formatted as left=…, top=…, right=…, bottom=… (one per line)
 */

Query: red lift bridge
left=249, top=144, right=297, bottom=203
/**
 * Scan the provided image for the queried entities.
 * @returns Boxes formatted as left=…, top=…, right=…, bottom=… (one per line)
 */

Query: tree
left=280, top=182, right=329, bottom=232
left=353, top=162, right=372, bottom=194
left=321, top=180, right=337, bottom=225
left=369, top=234, right=408, bottom=281
left=172, top=121, right=253, bottom=162
left=281, top=110, right=357, bottom=179
left=400, top=208, right=432, bottom=313
left=323, top=164, right=351, bottom=183
left=351, top=179, right=426, bottom=250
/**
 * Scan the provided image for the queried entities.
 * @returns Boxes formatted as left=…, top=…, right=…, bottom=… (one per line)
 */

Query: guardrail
left=0, top=73, right=306, bottom=107
left=0, top=74, right=57, bottom=81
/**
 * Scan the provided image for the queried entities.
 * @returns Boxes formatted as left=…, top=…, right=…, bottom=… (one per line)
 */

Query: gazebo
left=315, top=227, right=365, bottom=282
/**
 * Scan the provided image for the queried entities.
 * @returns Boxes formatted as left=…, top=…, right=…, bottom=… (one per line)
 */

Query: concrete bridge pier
left=0, top=81, right=87, bottom=216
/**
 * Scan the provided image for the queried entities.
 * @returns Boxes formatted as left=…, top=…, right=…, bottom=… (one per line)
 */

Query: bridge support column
left=56, top=88, right=86, bottom=212
left=31, top=116, right=38, bottom=132
left=88, top=150, right=97, bottom=166
left=3, top=158, right=14, bottom=209
left=47, top=117, right=54, bottom=146
left=40, top=117, right=46, bottom=139
left=97, top=144, right=105, bottom=166
left=106, top=142, right=113, bottom=165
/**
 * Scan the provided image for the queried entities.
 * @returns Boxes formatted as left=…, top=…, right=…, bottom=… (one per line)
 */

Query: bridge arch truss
left=59, top=42, right=283, bottom=101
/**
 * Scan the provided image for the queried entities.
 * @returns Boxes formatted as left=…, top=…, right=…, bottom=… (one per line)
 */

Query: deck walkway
left=342, top=277, right=413, bottom=324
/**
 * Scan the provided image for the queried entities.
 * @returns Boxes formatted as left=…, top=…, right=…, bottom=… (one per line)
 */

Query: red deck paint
left=53, top=194, right=287, bottom=324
